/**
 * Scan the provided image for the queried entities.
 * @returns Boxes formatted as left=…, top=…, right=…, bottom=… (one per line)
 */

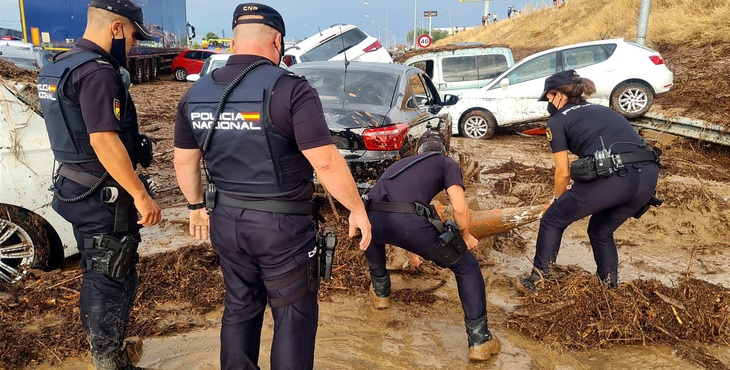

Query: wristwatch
left=187, top=202, right=205, bottom=210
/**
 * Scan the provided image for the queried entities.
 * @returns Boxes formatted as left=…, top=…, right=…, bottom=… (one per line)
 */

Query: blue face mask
left=110, top=26, right=127, bottom=67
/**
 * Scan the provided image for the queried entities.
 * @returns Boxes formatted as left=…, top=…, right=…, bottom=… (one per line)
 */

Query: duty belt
left=217, top=192, right=313, bottom=215
left=364, top=199, right=433, bottom=218
left=612, top=149, right=660, bottom=167
left=58, top=165, right=106, bottom=188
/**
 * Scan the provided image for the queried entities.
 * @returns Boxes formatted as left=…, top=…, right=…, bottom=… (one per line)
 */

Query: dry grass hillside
left=437, top=0, right=730, bottom=125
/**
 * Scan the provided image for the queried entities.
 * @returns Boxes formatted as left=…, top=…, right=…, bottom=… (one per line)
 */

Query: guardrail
left=632, top=113, right=730, bottom=147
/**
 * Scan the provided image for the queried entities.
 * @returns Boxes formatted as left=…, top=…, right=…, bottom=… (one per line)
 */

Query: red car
left=171, top=49, right=225, bottom=81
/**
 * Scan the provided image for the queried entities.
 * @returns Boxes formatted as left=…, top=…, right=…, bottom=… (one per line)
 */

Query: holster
left=633, top=195, right=663, bottom=219
left=434, top=220, right=467, bottom=266
left=316, top=230, right=337, bottom=281
left=137, top=134, right=154, bottom=168
left=82, top=233, right=141, bottom=279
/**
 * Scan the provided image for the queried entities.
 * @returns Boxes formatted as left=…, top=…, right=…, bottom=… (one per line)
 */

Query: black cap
left=232, top=3, right=285, bottom=37
left=538, top=69, right=581, bottom=101
left=417, top=131, right=447, bottom=154
left=90, top=0, right=154, bottom=41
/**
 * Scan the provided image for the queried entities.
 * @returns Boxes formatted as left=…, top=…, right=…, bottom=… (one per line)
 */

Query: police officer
left=172, top=3, right=371, bottom=370
left=362, top=131, right=501, bottom=362
left=37, top=1, right=160, bottom=369
left=514, top=70, right=661, bottom=295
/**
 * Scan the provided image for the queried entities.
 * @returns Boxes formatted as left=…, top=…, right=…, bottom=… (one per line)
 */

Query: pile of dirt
left=485, top=159, right=554, bottom=204
left=508, top=265, right=730, bottom=352
left=0, top=58, right=37, bottom=85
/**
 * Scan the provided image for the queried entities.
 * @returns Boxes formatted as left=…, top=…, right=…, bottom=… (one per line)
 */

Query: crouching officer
left=172, top=3, right=371, bottom=370
left=362, top=131, right=501, bottom=362
left=37, top=1, right=161, bottom=369
left=514, top=70, right=661, bottom=295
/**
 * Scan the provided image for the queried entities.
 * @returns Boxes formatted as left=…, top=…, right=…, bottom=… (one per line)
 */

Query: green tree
left=431, top=29, right=449, bottom=43
left=204, top=32, right=219, bottom=40
left=405, top=28, right=430, bottom=48
left=190, top=42, right=201, bottom=49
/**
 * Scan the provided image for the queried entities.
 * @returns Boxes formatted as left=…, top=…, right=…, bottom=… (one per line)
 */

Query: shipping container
left=18, top=0, right=195, bottom=83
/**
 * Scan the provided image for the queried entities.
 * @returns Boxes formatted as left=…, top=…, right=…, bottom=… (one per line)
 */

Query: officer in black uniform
left=362, top=131, right=501, bottom=362
left=172, top=3, right=371, bottom=370
left=37, top=1, right=161, bottom=369
left=514, top=70, right=661, bottom=295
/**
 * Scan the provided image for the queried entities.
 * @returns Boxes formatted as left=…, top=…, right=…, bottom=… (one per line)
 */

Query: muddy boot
left=369, top=272, right=391, bottom=309
left=465, top=315, right=501, bottom=361
left=122, top=337, right=143, bottom=366
left=512, top=267, right=546, bottom=296
left=90, top=348, right=145, bottom=370
left=597, top=271, right=618, bottom=288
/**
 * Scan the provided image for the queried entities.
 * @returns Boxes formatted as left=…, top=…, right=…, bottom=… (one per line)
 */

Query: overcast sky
left=0, top=0, right=548, bottom=45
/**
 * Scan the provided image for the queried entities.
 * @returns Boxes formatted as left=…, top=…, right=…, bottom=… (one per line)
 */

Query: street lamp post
left=413, top=0, right=417, bottom=49
left=363, top=2, right=382, bottom=46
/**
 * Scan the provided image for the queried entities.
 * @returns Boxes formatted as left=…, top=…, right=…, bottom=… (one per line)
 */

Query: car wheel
left=150, top=59, right=159, bottom=81
left=460, top=110, right=497, bottom=140
left=611, top=82, right=653, bottom=118
left=133, top=59, right=143, bottom=84
left=174, top=67, right=188, bottom=81
left=0, top=205, right=60, bottom=283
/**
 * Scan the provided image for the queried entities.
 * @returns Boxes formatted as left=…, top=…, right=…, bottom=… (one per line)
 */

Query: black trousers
left=210, top=206, right=318, bottom=370
left=52, top=176, right=140, bottom=358
left=364, top=211, right=487, bottom=321
left=534, top=162, right=659, bottom=284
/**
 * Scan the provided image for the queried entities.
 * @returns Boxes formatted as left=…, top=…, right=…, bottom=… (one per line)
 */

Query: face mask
left=110, top=26, right=127, bottom=66
left=274, top=36, right=284, bottom=65
left=547, top=102, right=559, bottom=116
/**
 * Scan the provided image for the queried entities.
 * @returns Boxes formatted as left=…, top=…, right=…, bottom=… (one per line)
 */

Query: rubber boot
left=465, top=315, right=501, bottom=361
left=369, top=272, right=391, bottom=309
left=597, top=271, right=618, bottom=288
left=90, top=345, right=144, bottom=370
left=513, top=267, right=546, bottom=296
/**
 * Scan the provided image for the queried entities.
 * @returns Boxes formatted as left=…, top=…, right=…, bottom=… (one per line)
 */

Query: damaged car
left=289, top=61, right=457, bottom=189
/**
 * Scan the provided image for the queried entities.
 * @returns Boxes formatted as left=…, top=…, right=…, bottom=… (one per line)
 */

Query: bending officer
left=363, top=131, right=501, bottom=362
left=515, top=70, right=661, bottom=295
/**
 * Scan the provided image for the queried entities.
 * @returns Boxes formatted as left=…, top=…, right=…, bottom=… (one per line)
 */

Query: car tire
left=174, top=67, right=188, bottom=81
left=611, top=82, right=653, bottom=118
left=0, top=205, right=62, bottom=283
left=131, top=59, right=143, bottom=84
left=460, top=110, right=497, bottom=140
left=150, top=59, right=159, bottom=81
left=142, top=59, right=151, bottom=82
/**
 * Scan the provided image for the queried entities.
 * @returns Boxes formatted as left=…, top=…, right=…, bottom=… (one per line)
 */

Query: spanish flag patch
left=114, top=99, right=121, bottom=120
left=241, top=112, right=261, bottom=121
left=546, top=128, right=552, bottom=142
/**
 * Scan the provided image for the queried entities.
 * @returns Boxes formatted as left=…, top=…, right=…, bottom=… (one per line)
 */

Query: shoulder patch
left=546, top=127, right=552, bottom=142
left=113, top=99, right=121, bottom=120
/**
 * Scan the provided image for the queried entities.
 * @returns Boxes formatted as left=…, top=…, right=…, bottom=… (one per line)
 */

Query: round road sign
left=417, top=34, right=432, bottom=48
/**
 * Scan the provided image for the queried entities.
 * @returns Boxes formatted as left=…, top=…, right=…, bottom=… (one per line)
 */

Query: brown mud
left=1, top=43, right=729, bottom=368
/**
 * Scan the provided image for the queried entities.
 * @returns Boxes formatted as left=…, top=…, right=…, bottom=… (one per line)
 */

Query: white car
left=282, top=24, right=392, bottom=67
left=1, top=81, right=72, bottom=282
left=186, top=53, right=232, bottom=82
left=449, top=38, right=674, bottom=139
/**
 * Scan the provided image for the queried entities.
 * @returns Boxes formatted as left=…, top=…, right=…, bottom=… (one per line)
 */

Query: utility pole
left=413, top=0, right=417, bottom=49
left=636, top=0, right=651, bottom=46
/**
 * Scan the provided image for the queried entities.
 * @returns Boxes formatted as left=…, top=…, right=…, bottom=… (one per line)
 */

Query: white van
left=396, top=43, right=515, bottom=99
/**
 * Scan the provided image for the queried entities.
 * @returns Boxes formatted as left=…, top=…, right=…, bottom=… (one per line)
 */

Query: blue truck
left=17, top=0, right=195, bottom=83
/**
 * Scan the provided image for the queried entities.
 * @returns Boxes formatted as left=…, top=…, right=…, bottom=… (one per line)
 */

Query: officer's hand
left=348, top=211, right=372, bottom=251
left=189, top=209, right=209, bottom=240
left=135, top=193, right=161, bottom=226
left=464, top=233, right=478, bottom=250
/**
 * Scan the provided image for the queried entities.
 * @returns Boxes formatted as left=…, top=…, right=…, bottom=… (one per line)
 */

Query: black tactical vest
left=38, top=50, right=139, bottom=164
left=186, top=64, right=313, bottom=196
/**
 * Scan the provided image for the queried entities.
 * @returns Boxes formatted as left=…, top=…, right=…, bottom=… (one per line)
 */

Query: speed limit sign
left=417, top=34, right=432, bottom=48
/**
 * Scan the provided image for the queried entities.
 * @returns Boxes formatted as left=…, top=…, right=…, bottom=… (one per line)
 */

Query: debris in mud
left=485, top=159, right=553, bottom=205
left=508, top=265, right=730, bottom=351
left=0, top=243, right=224, bottom=369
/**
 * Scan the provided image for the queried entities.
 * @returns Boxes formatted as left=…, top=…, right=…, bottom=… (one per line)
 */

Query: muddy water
left=33, top=135, right=730, bottom=369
